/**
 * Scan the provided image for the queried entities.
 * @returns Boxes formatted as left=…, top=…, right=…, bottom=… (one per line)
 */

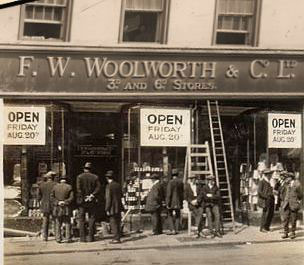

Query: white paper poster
left=268, top=113, right=302, bottom=148
left=4, top=106, right=46, bottom=145
left=140, top=107, right=191, bottom=147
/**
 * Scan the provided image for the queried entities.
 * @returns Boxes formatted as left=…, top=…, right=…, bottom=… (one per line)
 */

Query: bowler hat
left=105, top=170, right=114, bottom=177
left=84, top=162, right=92, bottom=169
left=59, top=175, right=67, bottom=181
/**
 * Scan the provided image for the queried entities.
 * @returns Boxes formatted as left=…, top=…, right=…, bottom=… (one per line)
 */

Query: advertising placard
left=268, top=113, right=302, bottom=148
left=140, top=108, right=191, bottom=147
left=4, top=106, right=46, bottom=145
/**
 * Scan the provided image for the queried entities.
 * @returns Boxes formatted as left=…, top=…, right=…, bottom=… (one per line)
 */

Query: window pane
left=24, top=22, right=61, bottom=39
left=219, top=0, right=255, bottom=13
left=25, top=6, right=34, bottom=19
left=54, top=7, right=63, bottom=21
left=123, top=12, right=157, bottom=42
left=44, top=7, right=53, bottom=20
left=34, top=6, right=44, bottom=20
left=126, top=0, right=163, bottom=10
left=216, top=32, right=246, bottom=44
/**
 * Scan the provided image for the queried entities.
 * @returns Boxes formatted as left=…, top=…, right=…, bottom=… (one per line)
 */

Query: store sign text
left=16, top=56, right=301, bottom=92
left=268, top=113, right=301, bottom=148
left=140, top=108, right=191, bottom=147
left=4, top=107, right=46, bottom=145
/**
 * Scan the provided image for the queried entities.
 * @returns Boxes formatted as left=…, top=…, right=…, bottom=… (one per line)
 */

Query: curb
left=5, top=237, right=304, bottom=257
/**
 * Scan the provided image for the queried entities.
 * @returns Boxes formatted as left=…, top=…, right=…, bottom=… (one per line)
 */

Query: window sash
left=125, top=0, right=164, bottom=11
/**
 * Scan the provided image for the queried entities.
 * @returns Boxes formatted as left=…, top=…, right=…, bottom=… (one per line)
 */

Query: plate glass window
left=20, top=0, right=71, bottom=41
left=214, top=0, right=259, bottom=45
left=121, top=0, right=169, bottom=43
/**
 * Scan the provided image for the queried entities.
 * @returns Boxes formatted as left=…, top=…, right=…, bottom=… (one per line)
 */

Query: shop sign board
left=3, top=106, right=46, bottom=145
left=140, top=108, right=191, bottom=147
left=268, top=113, right=301, bottom=148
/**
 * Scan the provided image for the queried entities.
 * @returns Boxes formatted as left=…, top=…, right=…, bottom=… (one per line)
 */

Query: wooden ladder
left=207, top=100, right=236, bottom=233
left=184, top=142, right=214, bottom=235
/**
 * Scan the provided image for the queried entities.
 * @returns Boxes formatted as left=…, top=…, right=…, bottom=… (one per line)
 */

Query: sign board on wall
left=4, top=106, right=46, bottom=145
left=140, top=108, right=191, bottom=147
left=268, top=113, right=302, bottom=148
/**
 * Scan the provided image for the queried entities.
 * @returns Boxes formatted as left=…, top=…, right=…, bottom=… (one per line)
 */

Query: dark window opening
left=216, top=32, right=246, bottom=45
left=23, top=23, right=61, bottom=39
left=123, top=12, right=157, bottom=42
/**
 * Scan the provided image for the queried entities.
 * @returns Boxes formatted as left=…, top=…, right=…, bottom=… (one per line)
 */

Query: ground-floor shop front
left=2, top=46, right=304, bottom=227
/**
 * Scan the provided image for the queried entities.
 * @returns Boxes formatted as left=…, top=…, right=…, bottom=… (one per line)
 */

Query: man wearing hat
left=279, top=172, right=303, bottom=239
left=51, top=175, right=74, bottom=243
left=76, top=162, right=101, bottom=242
left=257, top=169, right=275, bottom=232
left=145, top=173, right=164, bottom=235
left=166, top=169, right=184, bottom=235
left=38, top=171, right=57, bottom=241
left=201, top=174, right=222, bottom=238
left=105, top=170, right=123, bottom=244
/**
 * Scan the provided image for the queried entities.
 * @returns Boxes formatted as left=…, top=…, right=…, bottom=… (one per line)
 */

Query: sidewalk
left=4, top=224, right=304, bottom=257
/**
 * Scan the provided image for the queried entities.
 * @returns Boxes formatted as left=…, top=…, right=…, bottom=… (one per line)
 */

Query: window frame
left=18, top=0, right=73, bottom=42
left=212, top=0, right=262, bottom=46
left=118, top=0, right=170, bottom=44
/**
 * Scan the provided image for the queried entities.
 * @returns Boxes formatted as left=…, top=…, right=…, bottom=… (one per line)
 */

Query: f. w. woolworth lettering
left=0, top=49, right=303, bottom=96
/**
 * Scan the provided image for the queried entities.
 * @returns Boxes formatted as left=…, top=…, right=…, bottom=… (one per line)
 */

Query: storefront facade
left=2, top=46, right=304, bottom=220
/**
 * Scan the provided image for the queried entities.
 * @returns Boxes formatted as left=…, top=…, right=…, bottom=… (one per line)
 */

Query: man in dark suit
left=258, top=169, right=275, bottom=233
left=76, top=162, right=101, bottom=242
left=280, top=173, right=303, bottom=239
left=201, top=175, right=222, bottom=238
left=145, top=173, right=164, bottom=235
left=51, top=175, right=74, bottom=243
left=105, top=170, right=123, bottom=244
left=38, top=171, right=57, bottom=241
left=166, top=169, right=184, bottom=235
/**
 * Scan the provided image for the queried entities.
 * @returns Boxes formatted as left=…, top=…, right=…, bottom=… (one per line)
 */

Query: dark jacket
left=280, top=182, right=303, bottom=211
left=257, top=178, right=274, bottom=209
left=51, top=182, right=74, bottom=217
left=166, top=178, right=184, bottom=209
left=145, top=181, right=164, bottom=212
left=105, top=181, right=123, bottom=216
left=200, top=184, right=220, bottom=208
left=38, top=180, right=57, bottom=214
left=76, top=171, right=101, bottom=205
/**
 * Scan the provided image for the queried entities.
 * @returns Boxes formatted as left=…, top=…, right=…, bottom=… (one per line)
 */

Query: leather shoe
left=110, top=239, right=121, bottom=244
left=281, top=234, right=288, bottom=239
left=260, top=229, right=268, bottom=233
left=290, top=233, right=296, bottom=239
left=215, top=232, right=223, bottom=238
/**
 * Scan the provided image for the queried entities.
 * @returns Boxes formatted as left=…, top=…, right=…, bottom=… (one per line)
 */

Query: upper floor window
left=120, top=0, right=169, bottom=43
left=19, top=0, right=72, bottom=41
left=214, top=0, right=260, bottom=45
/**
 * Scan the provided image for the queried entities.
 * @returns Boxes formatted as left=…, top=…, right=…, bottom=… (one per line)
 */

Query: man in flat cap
left=145, top=173, right=164, bottom=235
left=258, top=169, right=275, bottom=233
left=279, top=172, right=303, bottom=239
left=51, top=175, right=74, bottom=243
left=166, top=169, right=184, bottom=235
left=105, top=170, right=123, bottom=244
left=38, top=171, right=57, bottom=241
left=76, top=162, right=101, bottom=242
left=201, top=175, right=222, bottom=238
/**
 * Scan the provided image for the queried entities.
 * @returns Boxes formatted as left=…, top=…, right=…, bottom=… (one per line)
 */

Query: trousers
left=55, top=216, right=71, bottom=242
left=205, top=205, right=220, bottom=232
left=79, top=205, right=96, bottom=242
left=167, top=209, right=181, bottom=232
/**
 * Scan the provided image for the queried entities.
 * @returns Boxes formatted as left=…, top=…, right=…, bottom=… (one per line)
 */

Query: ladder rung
left=191, top=162, right=207, bottom=166
left=190, top=153, right=208, bottom=157
left=220, top=189, right=229, bottom=191
left=191, top=171, right=211, bottom=175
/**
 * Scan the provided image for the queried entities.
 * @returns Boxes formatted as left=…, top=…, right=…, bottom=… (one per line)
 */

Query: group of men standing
left=145, top=169, right=222, bottom=238
left=257, top=169, right=303, bottom=239
left=39, top=162, right=123, bottom=244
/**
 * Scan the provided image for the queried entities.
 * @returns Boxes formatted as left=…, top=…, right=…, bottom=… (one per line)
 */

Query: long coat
left=51, top=182, right=74, bottom=217
left=38, top=180, right=57, bottom=214
left=184, top=182, right=196, bottom=211
left=200, top=184, right=220, bottom=208
left=76, top=172, right=101, bottom=206
left=280, top=182, right=303, bottom=211
left=145, top=181, right=163, bottom=213
left=166, top=178, right=184, bottom=209
left=257, top=178, right=274, bottom=209
left=105, top=181, right=123, bottom=216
